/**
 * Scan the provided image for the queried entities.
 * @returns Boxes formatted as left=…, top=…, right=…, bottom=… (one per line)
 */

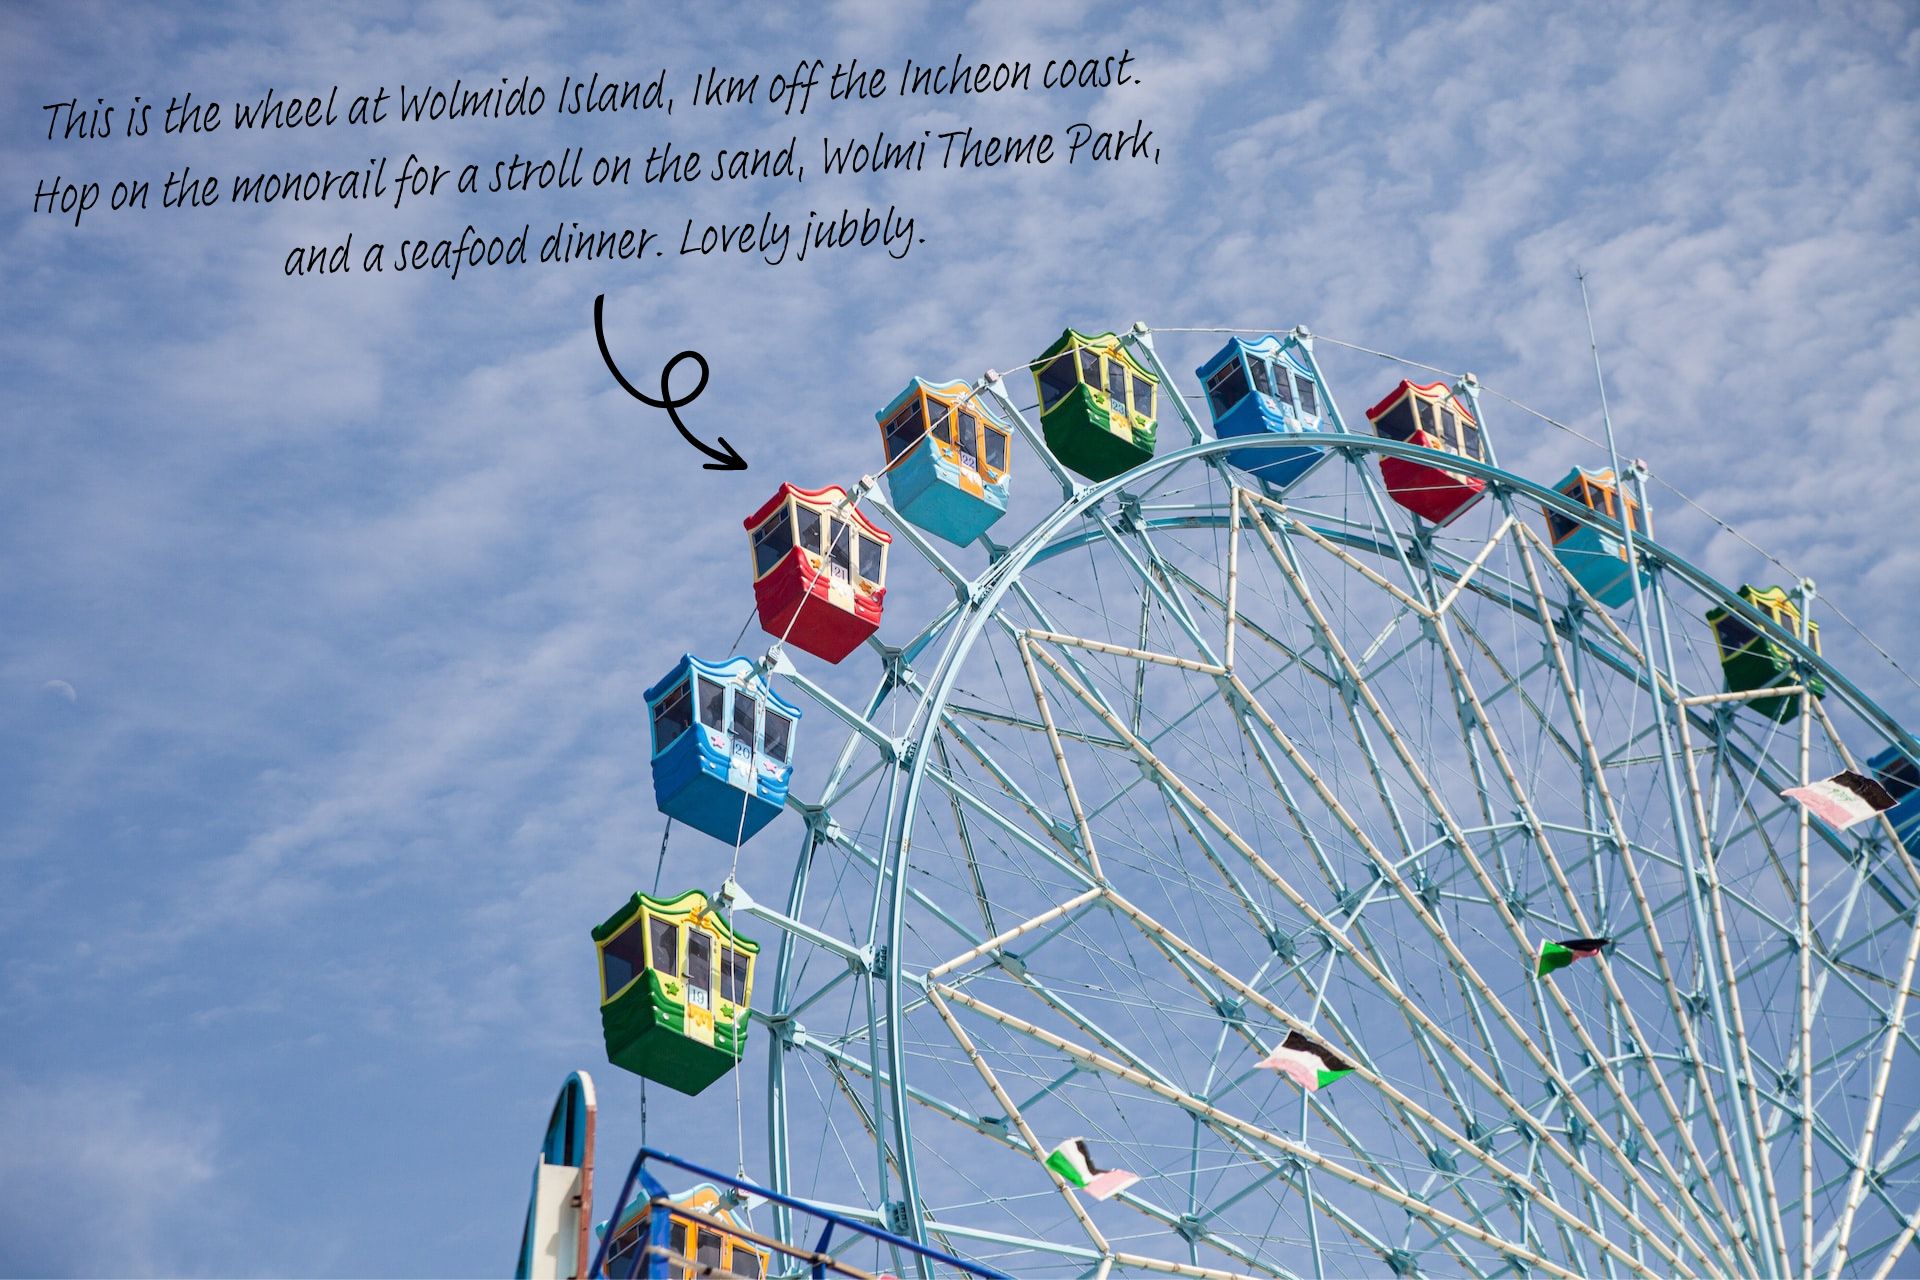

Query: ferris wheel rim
left=759, top=417, right=1916, bottom=1273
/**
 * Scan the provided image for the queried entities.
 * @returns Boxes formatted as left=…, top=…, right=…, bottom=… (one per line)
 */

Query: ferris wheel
left=585, top=322, right=1920, bottom=1279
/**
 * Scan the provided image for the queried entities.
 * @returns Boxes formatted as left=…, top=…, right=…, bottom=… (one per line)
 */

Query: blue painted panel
left=645, top=655, right=797, bottom=846
left=887, top=449, right=1008, bottom=545
left=1889, top=793, right=1920, bottom=845
left=1196, top=336, right=1331, bottom=490
left=1543, top=467, right=1651, bottom=610
left=877, top=377, right=1011, bottom=546
left=1552, top=524, right=1646, bottom=608
left=1868, top=746, right=1920, bottom=846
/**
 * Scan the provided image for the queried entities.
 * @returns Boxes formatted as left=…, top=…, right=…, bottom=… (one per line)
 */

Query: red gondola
left=743, top=483, right=890, bottom=664
left=1366, top=379, right=1488, bottom=526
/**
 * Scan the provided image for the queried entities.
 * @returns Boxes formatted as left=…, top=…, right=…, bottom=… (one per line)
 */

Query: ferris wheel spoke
left=997, top=577, right=1132, bottom=724
left=1110, top=915, right=1444, bottom=1217
left=1109, top=522, right=1223, bottom=663
left=939, top=981, right=1607, bottom=1280
left=1434, top=586, right=1766, bottom=1250
left=1509, top=526, right=1782, bottom=1240
left=800, top=1035, right=1104, bottom=1273
left=917, top=988, right=1320, bottom=1276
left=1826, top=911, right=1920, bottom=1278
left=1028, top=638, right=1718, bottom=1276
left=939, top=711, right=1086, bottom=844
left=1158, top=561, right=1343, bottom=692
left=1107, top=887, right=1649, bottom=1271
left=1214, top=532, right=1746, bottom=1272
left=923, top=986, right=1114, bottom=1259
left=975, top=625, right=1559, bottom=1266
left=804, top=818, right=988, bottom=957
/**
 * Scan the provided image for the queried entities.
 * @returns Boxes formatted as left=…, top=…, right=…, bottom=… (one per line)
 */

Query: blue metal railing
left=589, top=1147, right=1011, bottom=1280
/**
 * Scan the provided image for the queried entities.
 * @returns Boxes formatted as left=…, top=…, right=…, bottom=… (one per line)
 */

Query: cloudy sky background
left=2, top=1, right=1916, bottom=1274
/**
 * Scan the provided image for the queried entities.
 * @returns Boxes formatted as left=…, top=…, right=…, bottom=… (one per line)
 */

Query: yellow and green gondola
left=1030, top=329, right=1158, bottom=482
left=593, top=889, right=757, bottom=1096
left=1705, top=585, right=1825, bottom=722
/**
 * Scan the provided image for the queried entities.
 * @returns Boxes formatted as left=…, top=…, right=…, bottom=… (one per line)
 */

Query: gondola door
left=726, top=688, right=754, bottom=794
left=682, top=928, right=715, bottom=1048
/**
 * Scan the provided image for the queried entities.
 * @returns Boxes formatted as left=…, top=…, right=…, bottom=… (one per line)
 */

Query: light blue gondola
left=1543, top=466, right=1650, bottom=609
left=1196, top=334, right=1333, bottom=489
left=644, top=655, right=798, bottom=845
left=875, top=378, right=1011, bottom=547
left=1869, top=746, right=1920, bottom=846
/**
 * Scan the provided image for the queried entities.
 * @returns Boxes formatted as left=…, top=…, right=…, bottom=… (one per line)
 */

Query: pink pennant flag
left=1082, top=1169, right=1141, bottom=1200
left=1258, top=1030, right=1355, bottom=1091
left=1258, top=1047, right=1326, bottom=1090
left=1783, top=771, right=1896, bottom=831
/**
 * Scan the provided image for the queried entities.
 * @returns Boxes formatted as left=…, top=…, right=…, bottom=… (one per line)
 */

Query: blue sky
left=2, top=2, right=1917, bottom=1275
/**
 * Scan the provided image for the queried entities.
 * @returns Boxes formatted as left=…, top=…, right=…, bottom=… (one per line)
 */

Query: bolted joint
left=1413, top=877, right=1442, bottom=912
left=716, top=875, right=752, bottom=914
left=802, top=808, right=844, bottom=845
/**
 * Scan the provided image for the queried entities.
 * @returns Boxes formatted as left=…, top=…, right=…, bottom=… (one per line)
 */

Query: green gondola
left=1705, top=585, right=1825, bottom=722
left=592, top=888, right=757, bottom=1096
left=1030, top=328, right=1158, bottom=481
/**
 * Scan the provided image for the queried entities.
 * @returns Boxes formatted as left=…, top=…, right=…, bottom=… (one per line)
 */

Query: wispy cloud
left=1, top=1, right=1915, bottom=1273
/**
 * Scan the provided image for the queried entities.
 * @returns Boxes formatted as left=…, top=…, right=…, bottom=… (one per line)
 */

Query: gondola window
left=652, top=680, right=692, bottom=752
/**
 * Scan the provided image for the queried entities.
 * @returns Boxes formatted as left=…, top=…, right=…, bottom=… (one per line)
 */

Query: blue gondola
left=1543, top=466, right=1650, bottom=608
left=644, top=655, right=798, bottom=845
left=1868, top=746, right=1920, bottom=847
left=875, top=378, right=1012, bottom=546
left=1195, top=333, right=1333, bottom=489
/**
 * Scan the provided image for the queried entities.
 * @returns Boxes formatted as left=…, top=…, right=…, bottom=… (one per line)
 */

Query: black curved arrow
left=593, top=293, right=747, bottom=471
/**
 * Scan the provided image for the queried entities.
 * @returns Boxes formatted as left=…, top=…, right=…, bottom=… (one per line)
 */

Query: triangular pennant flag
left=1045, top=1137, right=1139, bottom=1200
left=1783, top=771, right=1897, bottom=831
left=1258, top=1029, right=1355, bottom=1091
left=1538, top=937, right=1610, bottom=976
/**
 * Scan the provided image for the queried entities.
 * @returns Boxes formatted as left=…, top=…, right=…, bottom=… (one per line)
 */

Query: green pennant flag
left=1044, top=1138, right=1138, bottom=1199
left=1538, top=937, right=1610, bottom=976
